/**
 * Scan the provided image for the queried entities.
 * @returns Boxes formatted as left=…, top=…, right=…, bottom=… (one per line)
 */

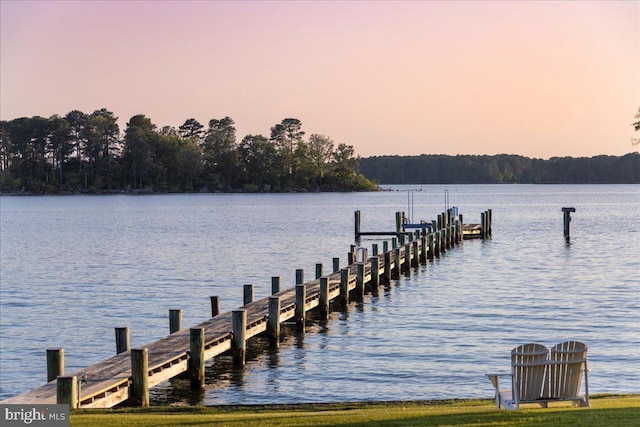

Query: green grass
left=71, top=394, right=640, bottom=427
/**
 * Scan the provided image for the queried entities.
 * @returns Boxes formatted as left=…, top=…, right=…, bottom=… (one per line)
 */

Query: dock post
left=115, top=327, right=130, bottom=354
left=348, top=251, right=355, bottom=265
left=243, top=284, right=254, bottom=306
left=372, top=243, right=379, bottom=256
left=340, top=268, right=350, bottom=304
left=412, top=240, right=419, bottom=267
left=130, top=348, right=149, bottom=407
left=420, top=236, right=427, bottom=263
left=384, top=251, right=391, bottom=280
left=562, top=207, right=576, bottom=242
left=316, top=263, right=323, bottom=279
left=47, top=348, right=64, bottom=382
left=356, top=263, right=364, bottom=295
left=481, top=211, right=487, bottom=239
left=189, top=328, right=205, bottom=389
left=56, top=375, right=77, bottom=408
left=428, top=233, right=434, bottom=260
left=396, top=211, right=403, bottom=234
left=355, top=210, right=361, bottom=241
left=210, top=296, right=220, bottom=317
left=434, top=232, right=440, bottom=257
left=393, top=247, right=401, bottom=278
left=371, top=257, right=380, bottom=289
left=232, top=310, right=247, bottom=366
left=169, top=309, right=182, bottom=334
left=271, top=276, right=281, bottom=294
left=333, top=257, right=340, bottom=273
left=268, top=296, right=281, bottom=347
left=488, top=209, right=492, bottom=236
left=295, top=284, right=306, bottom=331
left=392, top=237, right=398, bottom=249
left=319, top=277, right=329, bottom=318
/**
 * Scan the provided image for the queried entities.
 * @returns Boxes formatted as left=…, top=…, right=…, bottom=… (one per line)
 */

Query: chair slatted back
left=511, top=343, right=548, bottom=402
left=549, top=340, right=587, bottom=399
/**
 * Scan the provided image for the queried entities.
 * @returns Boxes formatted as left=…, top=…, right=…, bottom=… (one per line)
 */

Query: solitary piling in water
left=47, top=348, right=64, bottom=382
left=562, top=207, right=576, bottom=242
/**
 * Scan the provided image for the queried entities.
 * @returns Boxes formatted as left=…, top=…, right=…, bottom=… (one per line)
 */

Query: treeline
left=0, top=110, right=378, bottom=194
left=359, top=153, right=640, bottom=184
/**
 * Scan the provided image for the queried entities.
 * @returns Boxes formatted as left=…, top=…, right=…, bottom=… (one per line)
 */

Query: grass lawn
left=71, top=394, right=639, bottom=426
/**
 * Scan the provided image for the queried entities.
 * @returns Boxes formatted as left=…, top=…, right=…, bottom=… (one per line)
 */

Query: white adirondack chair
left=487, top=343, right=549, bottom=409
left=546, top=340, right=590, bottom=407
left=487, top=341, right=590, bottom=409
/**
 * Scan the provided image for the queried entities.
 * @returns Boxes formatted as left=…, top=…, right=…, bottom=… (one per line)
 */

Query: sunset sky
left=1, top=1, right=638, bottom=159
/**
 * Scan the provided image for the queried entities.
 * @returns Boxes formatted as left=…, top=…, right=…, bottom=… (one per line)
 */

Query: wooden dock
left=2, top=209, right=491, bottom=409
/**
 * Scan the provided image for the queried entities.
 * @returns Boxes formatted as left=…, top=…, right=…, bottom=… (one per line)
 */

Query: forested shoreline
left=0, top=110, right=377, bottom=194
left=2, top=109, right=638, bottom=194
left=360, top=153, right=639, bottom=184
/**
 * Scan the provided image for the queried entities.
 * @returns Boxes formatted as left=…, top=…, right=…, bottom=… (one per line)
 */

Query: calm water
left=0, top=185, right=638, bottom=404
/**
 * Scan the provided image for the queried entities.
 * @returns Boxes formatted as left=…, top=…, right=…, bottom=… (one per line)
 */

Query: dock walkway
left=2, top=209, right=491, bottom=408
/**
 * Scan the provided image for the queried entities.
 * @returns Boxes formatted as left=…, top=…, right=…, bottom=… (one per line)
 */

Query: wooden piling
left=268, top=296, right=281, bottom=346
left=371, top=257, right=380, bottom=288
left=356, top=263, right=365, bottom=295
left=340, top=268, right=350, bottom=304
left=232, top=310, right=246, bottom=366
left=428, top=233, right=434, bottom=260
left=393, top=247, right=401, bottom=277
left=56, top=375, right=77, bottom=408
left=296, top=269, right=304, bottom=285
left=372, top=243, right=379, bottom=256
left=271, top=276, right=281, bottom=294
left=295, top=284, right=306, bottom=331
left=115, top=327, right=130, bottom=354
left=210, top=296, right=220, bottom=317
left=47, top=348, right=64, bottom=382
left=488, top=209, right=492, bottom=236
left=562, top=207, right=575, bottom=242
left=316, top=263, right=323, bottom=279
left=355, top=210, right=361, bottom=241
left=395, top=211, right=403, bottom=234
left=420, top=236, right=427, bottom=263
left=189, top=328, right=205, bottom=389
left=319, top=277, right=329, bottom=318
left=130, top=348, right=149, bottom=407
left=169, top=309, right=182, bottom=334
left=333, top=257, right=340, bottom=273
left=481, top=211, right=486, bottom=239
left=383, top=240, right=389, bottom=253
left=243, top=284, right=254, bottom=306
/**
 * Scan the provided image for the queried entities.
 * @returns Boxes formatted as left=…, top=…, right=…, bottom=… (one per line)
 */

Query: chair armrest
left=486, top=373, right=511, bottom=389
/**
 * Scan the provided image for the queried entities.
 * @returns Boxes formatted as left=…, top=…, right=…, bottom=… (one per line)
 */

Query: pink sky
left=1, top=1, right=638, bottom=159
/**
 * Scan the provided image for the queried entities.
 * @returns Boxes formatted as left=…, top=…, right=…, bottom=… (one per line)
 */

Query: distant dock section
left=2, top=208, right=491, bottom=408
